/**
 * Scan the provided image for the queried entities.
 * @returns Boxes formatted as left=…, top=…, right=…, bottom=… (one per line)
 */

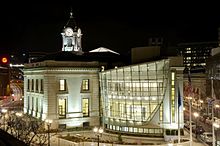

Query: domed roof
left=64, top=11, right=78, bottom=31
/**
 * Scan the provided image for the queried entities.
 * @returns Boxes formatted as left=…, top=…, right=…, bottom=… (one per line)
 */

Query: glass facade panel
left=100, top=59, right=169, bottom=135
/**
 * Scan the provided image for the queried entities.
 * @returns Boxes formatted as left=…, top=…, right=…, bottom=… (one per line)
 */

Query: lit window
left=82, top=79, right=89, bottom=91
left=59, top=79, right=66, bottom=91
left=171, top=72, right=175, bottom=80
left=186, top=57, right=191, bottom=60
left=186, top=51, right=191, bottom=53
left=82, top=98, right=89, bottom=117
left=59, top=98, right=66, bottom=118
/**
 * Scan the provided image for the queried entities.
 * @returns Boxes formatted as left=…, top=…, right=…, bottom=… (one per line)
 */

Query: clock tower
left=61, top=11, right=82, bottom=52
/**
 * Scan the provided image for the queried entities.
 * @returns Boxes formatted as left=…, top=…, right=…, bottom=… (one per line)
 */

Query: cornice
left=24, top=67, right=100, bottom=75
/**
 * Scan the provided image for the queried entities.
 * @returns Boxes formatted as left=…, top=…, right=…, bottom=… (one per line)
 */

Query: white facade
left=23, top=60, right=100, bottom=129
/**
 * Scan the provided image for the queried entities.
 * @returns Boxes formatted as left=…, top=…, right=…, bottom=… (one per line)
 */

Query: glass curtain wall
left=100, top=59, right=169, bottom=135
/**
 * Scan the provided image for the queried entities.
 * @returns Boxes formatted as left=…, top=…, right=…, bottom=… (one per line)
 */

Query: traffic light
left=0, top=54, right=10, bottom=67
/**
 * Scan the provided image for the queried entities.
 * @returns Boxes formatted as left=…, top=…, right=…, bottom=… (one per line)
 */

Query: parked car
left=200, top=132, right=213, bottom=143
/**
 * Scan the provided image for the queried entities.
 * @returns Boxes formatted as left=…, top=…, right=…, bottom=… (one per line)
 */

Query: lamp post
left=193, top=112, right=199, bottom=138
left=93, top=127, right=103, bottom=146
left=2, top=109, right=7, bottom=131
left=213, top=122, right=220, bottom=146
left=45, top=119, right=52, bottom=146
left=186, top=96, right=192, bottom=146
left=211, top=102, right=220, bottom=146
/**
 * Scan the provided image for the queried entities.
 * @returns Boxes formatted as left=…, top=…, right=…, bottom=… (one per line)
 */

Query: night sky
left=0, top=1, right=220, bottom=54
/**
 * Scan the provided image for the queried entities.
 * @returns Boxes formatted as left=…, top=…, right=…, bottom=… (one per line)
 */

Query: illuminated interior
left=59, top=98, right=66, bottom=118
left=100, top=59, right=170, bottom=135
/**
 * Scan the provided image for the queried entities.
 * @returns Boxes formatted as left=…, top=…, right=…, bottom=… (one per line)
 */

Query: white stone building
left=24, top=59, right=102, bottom=129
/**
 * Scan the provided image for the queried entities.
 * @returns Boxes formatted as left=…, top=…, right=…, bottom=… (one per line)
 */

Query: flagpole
left=178, top=86, right=181, bottom=144
left=188, top=68, right=192, bottom=146
left=178, top=103, right=180, bottom=144
left=189, top=97, right=192, bottom=146
left=211, top=76, right=216, bottom=146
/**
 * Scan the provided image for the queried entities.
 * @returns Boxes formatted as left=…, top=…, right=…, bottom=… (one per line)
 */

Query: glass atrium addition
left=100, top=59, right=173, bottom=136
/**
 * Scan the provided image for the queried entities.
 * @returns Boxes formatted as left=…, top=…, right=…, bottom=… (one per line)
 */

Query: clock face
left=65, top=28, right=73, bottom=36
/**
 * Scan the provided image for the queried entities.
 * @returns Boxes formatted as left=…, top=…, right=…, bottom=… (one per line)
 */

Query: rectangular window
left=82, top=79, right=89, bottom=91
left=36, top=97, right=38, bottom=117
left=27, top=96, right=30, bottom=111
left=32, top=97, right=34, bottom=112
left=59, top=98, right=66, bottom=118
left=31, top=79, right=34, bottom=91
left=59, top=79, right=66, bottom=91
left=27, top=79, right=30, bottom=91
left=40, top=79, right=43, bottom=92
left=82, top=98, right=89, bottom=117
left=36, top=97, right=38, bottom=112
left=36, top=79, right=38, bottom=92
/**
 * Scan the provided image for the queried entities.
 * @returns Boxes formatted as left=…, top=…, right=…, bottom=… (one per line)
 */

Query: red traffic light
left=0, top=54, right=10, bottom=66
left=1, top=57, right=8, bottom=64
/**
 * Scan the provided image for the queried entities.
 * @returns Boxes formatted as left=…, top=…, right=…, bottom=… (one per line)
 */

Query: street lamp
left=45, top=119, right=52, bottom=146
left=2, top=108, right=7, bottom=131
left=93, top=127, right=103, bottom=146
left=193, top=112, right=199, bottom=138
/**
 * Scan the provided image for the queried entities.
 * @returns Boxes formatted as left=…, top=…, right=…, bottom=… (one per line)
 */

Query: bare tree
left=5, top=112, right=56, bottom=146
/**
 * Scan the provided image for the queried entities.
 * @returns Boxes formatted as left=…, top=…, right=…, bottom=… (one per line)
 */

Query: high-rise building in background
left=177, top=41, right=218, bottom=72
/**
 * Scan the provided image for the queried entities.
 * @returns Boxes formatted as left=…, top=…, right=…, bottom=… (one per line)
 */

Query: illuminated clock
left=65, top=27, right=73, bottom=36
